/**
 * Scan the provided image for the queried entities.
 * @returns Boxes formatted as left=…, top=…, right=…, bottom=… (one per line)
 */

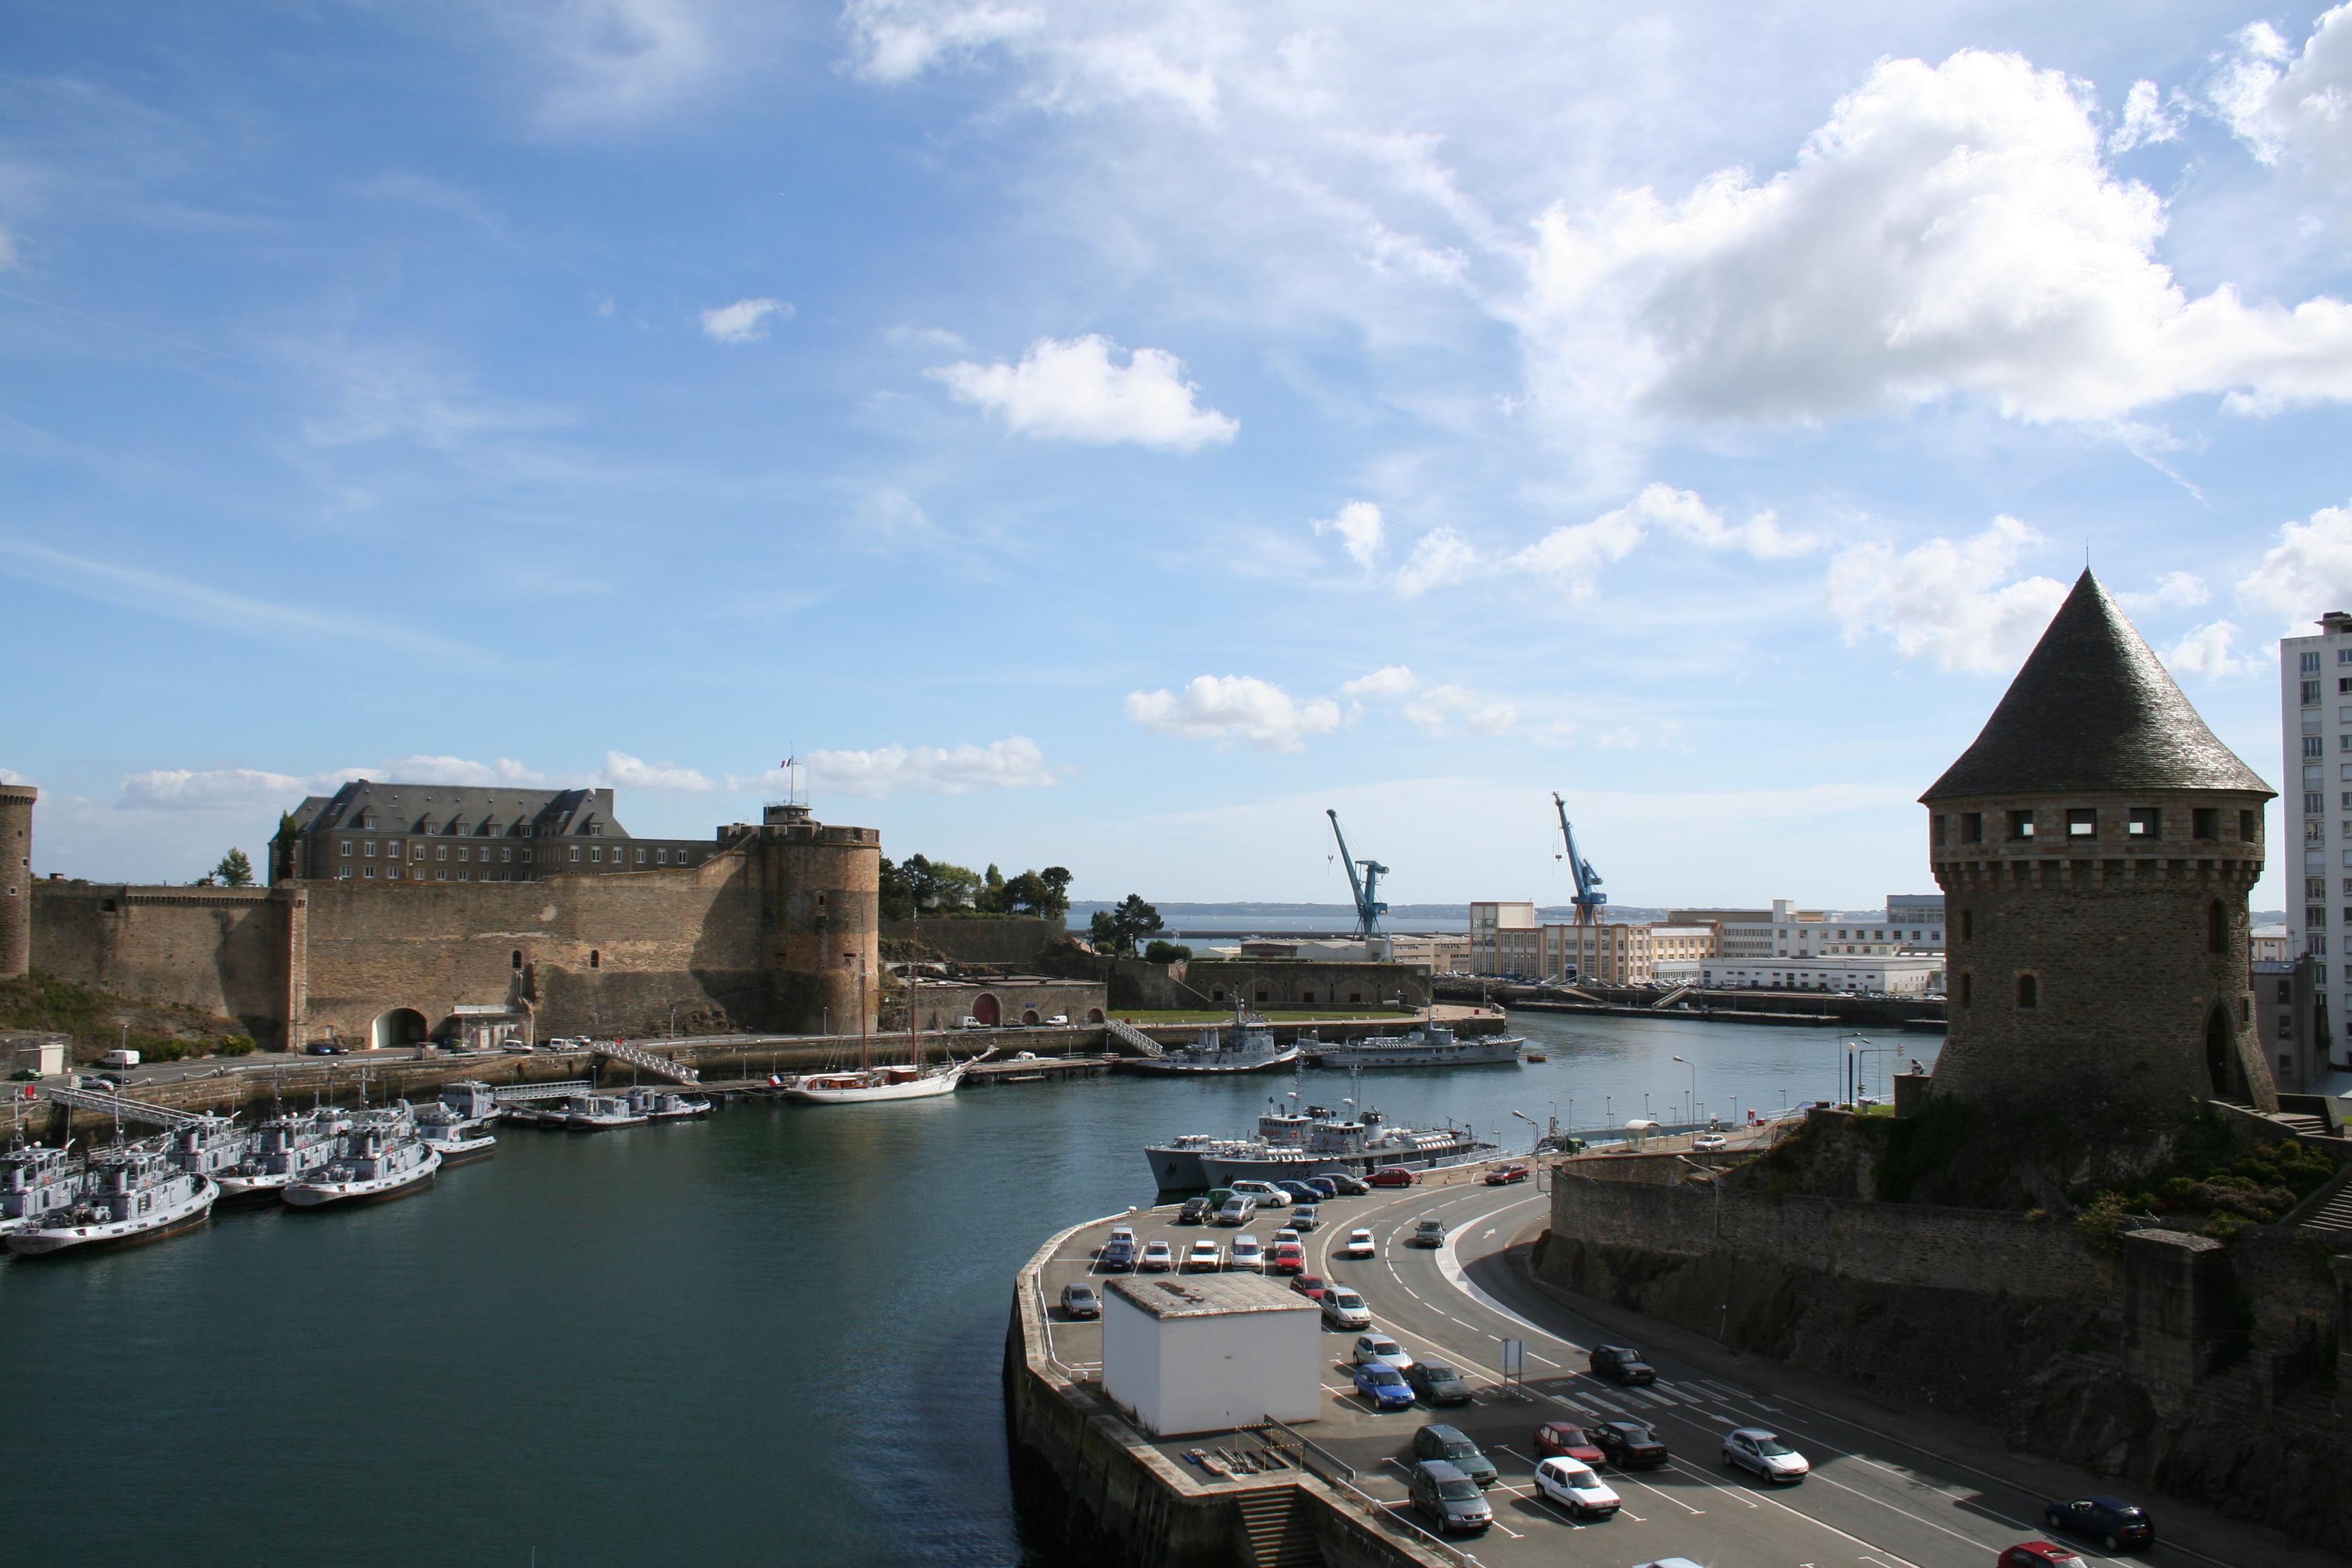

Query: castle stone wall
left=1, top=784, right=33, bottom=979
left=31, top=884, right=297, bottom=1047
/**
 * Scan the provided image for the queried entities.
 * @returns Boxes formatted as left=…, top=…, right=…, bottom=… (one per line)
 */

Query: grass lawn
left=1112, top=1008, right=1412, bottom=1024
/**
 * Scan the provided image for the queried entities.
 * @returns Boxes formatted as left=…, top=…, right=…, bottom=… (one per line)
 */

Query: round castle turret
left=0, top=783, right=33, bottom=979
left=760, top=803, right=881, bottom=1033
left=1923, top=572, right=2276, bottom=1120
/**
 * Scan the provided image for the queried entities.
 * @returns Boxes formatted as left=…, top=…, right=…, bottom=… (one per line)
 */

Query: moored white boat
left=217, top=1106, right=350, bottom=1200
left=623, top=1087, right=712, bottom=1122
left=6, top=1145, right=216, bottom=1256
left=1, top=1140, right=83, bottom=1237
left=1304, top=1019, right=1523, bottom=1069
left=284, top=1109, right=441, bottom=1207
left=1122, top=1009, right=1301, bottom=1075
left=416, top=1104, right=497, bottom=1164
left=781, top=1060, right=975, bottom=1102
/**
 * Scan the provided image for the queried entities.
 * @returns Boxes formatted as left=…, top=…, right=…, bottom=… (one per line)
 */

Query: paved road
left=1040, top=1172, right=2328, bottom=1568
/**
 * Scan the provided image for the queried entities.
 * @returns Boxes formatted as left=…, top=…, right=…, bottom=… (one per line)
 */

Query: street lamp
left=1672, top=1054, right=1697, bottom=1125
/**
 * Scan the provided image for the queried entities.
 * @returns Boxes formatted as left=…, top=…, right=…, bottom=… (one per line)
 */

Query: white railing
left=592, top=1040, right=700, bottom=1083
left=37, top=1085, right=215, bottom=1130
left=1102, top=1018, right=1164, bottom=1058
left=492, top=1080, right=595, bottom=1104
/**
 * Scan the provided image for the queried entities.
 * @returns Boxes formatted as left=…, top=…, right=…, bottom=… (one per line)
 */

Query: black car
left=1405, top=1362, right=1473, bottom=1405
left=1410, top=1424, right=1499, bottom=1488
left=1588, top=1344, right=1656, bottom=1385
left=1177, top=1196, right=1212, bottom=1224
left=1592, top=1420, right=1669, bottom=1469
left=2045, top=1495, right=2155, bottom=1553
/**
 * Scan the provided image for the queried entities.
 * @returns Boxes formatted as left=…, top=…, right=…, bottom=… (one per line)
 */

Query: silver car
left=1320, top=1285, right=1371, bottom=1330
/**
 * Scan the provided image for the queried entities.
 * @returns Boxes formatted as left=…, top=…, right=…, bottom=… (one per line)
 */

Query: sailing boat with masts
left=781, top=964, right=989, bottom=1104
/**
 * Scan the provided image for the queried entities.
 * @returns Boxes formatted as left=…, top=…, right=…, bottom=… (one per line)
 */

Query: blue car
left=1305, top=1177, right=1342, bottom=1200
left=1353, top=1362, right=1415, bottom=1411
left=1276, top=1179, right=1324, bottom=1204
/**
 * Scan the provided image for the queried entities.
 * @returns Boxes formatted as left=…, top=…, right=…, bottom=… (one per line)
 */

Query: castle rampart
left=1, top=783, right=33, bottom=979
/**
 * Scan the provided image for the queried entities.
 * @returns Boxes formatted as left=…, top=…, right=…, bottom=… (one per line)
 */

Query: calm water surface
left=3, top=1011, right=1935, bottom=1567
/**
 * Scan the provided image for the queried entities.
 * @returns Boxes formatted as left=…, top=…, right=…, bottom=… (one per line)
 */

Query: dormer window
left=2007, top=810, right=2035, bottom=840
left=2065, top=808, right=2097, bottom=838
left=2127, top=807, right=2159, bottom=838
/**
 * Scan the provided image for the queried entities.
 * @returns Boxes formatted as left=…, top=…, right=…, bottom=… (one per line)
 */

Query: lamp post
left=1672, top=1054, right=1697, bottom=1126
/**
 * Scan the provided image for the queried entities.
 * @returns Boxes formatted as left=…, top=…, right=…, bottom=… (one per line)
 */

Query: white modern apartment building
left=2282, top=611, right=2352, bottom=1070
left=1667, top=898, right=1944, bottom=960
left=1697, top=954, right=1945, bottom=994
left=1469, top=900, right=1537, bottom=975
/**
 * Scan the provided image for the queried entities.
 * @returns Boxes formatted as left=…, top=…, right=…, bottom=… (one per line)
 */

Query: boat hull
left=1123, top=1046, right=1303, bottom=1075
left=783, top=1071, right=963, bottom=1103
left=1196, top=1142, right=1497, bottom=1186
left=427, top=1136, right=498, bottom=1165
left=1306, top=1034, right=1524, bottom=1068
left=284, top=1153, right=442, bottom=1208
left=5, top=1181, right=218, bottom=1256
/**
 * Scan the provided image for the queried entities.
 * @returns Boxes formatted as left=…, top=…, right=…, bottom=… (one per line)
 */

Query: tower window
left=1959, top=973, right=1973, bottom=1007
left=2193, top=808, right=2219, bottom=840
left=1960, top=813, right=1983, bottom=844
left=2016, top=973, right=2038, bottom=1009
left=2065, top=808, right=2097, bottom=838
left=589, top=950, right=600, bottom=968
left=2007, top=811, right=2036, bottom=840
left=2208, top=900, right=2225, bottom=953
left=1961, top=910, right=1974, bottom=942
left=2240, top=809, right=2258, bottom=842
left=511, top=950, right=523, bottom=969
left=2127, top=807, right=2159, bottom=838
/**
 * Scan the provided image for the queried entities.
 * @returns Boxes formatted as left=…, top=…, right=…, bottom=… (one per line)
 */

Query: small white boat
left=623, top=1087, right=712, bottom=1122
left=1123, top=1009, right=1301, bottom=1075
left=556, top=1092, right=651, bottom=1131
left=782, top=1014, right=988, bottom=1105
left=1, top=1140, right=84, bottom=1237
left=7, top=1145, right=216, bottom=1256
left=284, top=1110, right=441, bottom=1207
left=218, top=1107, right=350, bottom=1200
left=416, top=1105, right=497, bottom=1165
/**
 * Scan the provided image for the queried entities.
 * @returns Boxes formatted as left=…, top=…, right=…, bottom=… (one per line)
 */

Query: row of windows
left=2295, top=649, right=2352, bottom=674
left=338, top=840, right=698, bottom=868
left=1942, top=806, right=2252, bottom=845
left=344, top=866, right=534, bottom=881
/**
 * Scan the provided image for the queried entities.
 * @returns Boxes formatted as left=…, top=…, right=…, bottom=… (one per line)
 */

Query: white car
left=1273, top=1228, right=1300, bottom=1246
left=1693, top=1133, right=1729, bottom=1152
left=1228, top=1180, right=1291, bottom=1208
left=1045, top=1014, right=1069, bottom=1025
left=1181, top=1239, right=1224, bottom=1273
left=1138, top=1239, right=1175, bottom=1272
left=1533, top=1457, right=1621, bottom=1519
left=1320, top=1286, right=1371, bottom=1330
left=1228, top=1235, right=1265, bottom=1271
left=1720, top=1427, right=1808, bottom=1482
left=1351, top=1334, right=1414, bottom=1371
left=1338, top=1228, right=1377, bottom=1259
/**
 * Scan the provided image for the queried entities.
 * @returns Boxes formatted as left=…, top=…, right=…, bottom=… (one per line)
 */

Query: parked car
left=954, top=1016, right=990, bottom=1029
left=1177, top=1196, right=1213, bottom=1224
left=304, top=1043, right=346, bottom=1056
left=1213, top=1196, right=1257, bottom=1227
left=1320, top=1173, right=1371, bottom=1196
left=1337, top=1228, right=1377, bottom=1259
left=1593, top=1420, right=1669, bottom=1469
left=1320, top=1285, right=1371, bottom=1330
left=1138, top=1239, right=1175, bottom=1273
left=1268, top=1241, right=1307, bottom=1276
left=1693, top=1133, right=1728, bottom=1152
left=1408, top=1218, right=1447, bottom=1248
left=1369, top=1166, right=1419, bottom=1188
left=1410, top=1424, right=1499, bottom=1488
left=1100, top=1226, right=1138, bottom=1271
left=1228, top=1180, right=1291, bottom=1208
left=99, top=1048, right=141, bottom=1069
left=1288, top=1273, right=1327, bottom=1301
left=1288, top=1203, right=1321, bottom=1230
left=1483, top=1164, right=1531, bottom=1186
left=1305, top=1176, right=1344, bottom=1200
left=6, top=1068, right=37, bottom=1083
left=1720, top=1427, right=1808, bottom=1482
left=1227, top=1235, right=1265, bottom=1271
left=95, top=1073, right=129, bottom=1089
left=1407, top=1460, right=1492, bottom=1533
left=1275, top=1179, right=1324, bottom=1204
left=502, top=1041, right=536, bottom=1054
left=1532, top=1456, right=1621, bottom=1519
left=1533, top=1421, right=1606, bottom=1466
left=1182, top=1239, right=1224, bottom=1273
left=1205, top=1188, right=1235, bottom=1210
left=1352, top=1335, right=1414, bottom=1371
left=1272, top=1227, right=1299, bottom=1245
left=1405, top=1361, right=1472, bottom=1405
left=1997, top=1547, right=2089, bottom=1568
left=1352, top=1361, right=1415, bottom=1412
left=2043, top=1497, right=2155, bottom=1553
left=1045, top=1014, right=1068, bottom=1025
left=1059, top=1283, right=1101, bottom=1319
left=1588, top=1344, right=1657, bottom=1385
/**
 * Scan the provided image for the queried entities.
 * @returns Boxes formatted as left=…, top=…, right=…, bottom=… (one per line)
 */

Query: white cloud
left=602, top=751, right=719, bottom=791
left=700, top=297, right=789, bottom=344
left=804, top=736, right=1057, bottom=797
left=2237, top=500, right=2352, bottom=630
left=1505, top=483, right=1810, bottom=601
left=1393, top=526, right=1484, bottom=600
left=1399, top=684, right=1517, bottom=736
left=1526, top=50, right=2352, bottom=427
left=1124, top=676, right=1341, bottom=752
left=2108, top=80, right=2181, bottom=154
left=845, top=0, right=1041, bottom=84
left=2116, top=570, right=2210, bottom=612
left=1341, top=665, right=1417, bottom=699
left=116, top=768, right=308, bottom=813
left=1827, top=514, right=2070, bottom=672
left=529, top=0, right=721, bottom=126
left=2214, top=7, right=2352, bottom=181
left=0, top=768, right=28, bottom=785
left=375, top=755, right=553, bottom=787
left=1313, top=500, right=1387, bottom=570
left=930, top=335, right=1238, bottom=451
left=2163, top=621, right=2261, bottom=681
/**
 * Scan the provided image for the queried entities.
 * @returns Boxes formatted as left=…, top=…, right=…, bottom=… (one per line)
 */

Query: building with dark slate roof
left=272, top=781, right=721, bottom=886
left=1923, top=571, right=2278, bottom=1117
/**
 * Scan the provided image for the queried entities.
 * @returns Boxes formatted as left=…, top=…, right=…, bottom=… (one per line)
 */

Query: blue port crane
left=1326, top=809, right=1390, bottom=939
left=1552, top=792, right=1607, bottom=926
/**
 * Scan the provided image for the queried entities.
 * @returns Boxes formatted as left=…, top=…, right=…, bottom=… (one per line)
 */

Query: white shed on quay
left=1101, top=1272, right=1322, bottom=1437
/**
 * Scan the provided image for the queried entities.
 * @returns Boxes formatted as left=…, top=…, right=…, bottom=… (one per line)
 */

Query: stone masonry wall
left=31, top=885, right=297, bottom=1047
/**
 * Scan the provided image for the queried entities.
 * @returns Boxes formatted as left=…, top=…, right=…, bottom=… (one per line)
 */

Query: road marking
left=1624, top=1475, right=1702, bottom=1516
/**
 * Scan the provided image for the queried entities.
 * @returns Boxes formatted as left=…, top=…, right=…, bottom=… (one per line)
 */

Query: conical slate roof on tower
left=1921, top=570, right=2272, bottom=802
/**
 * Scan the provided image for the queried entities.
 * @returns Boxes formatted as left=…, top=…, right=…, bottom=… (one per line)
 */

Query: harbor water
left=1, top=1009, right=1935, bottom=1567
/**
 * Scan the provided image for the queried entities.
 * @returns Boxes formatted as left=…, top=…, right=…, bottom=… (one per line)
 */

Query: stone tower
left=1923, top=572, right=2277, bottom=1122
left=760, top=803, right=881, bottom=1033
left=0, top=783, right=32, bottom=979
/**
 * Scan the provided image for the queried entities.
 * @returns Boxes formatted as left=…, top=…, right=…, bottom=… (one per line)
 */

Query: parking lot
left=1034, top=1165, right=2332, bottom=1568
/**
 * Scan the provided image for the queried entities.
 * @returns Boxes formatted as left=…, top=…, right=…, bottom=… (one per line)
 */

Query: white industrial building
left=1698, top=954, right=1945, bottom=994
left=1102, top=1273, right=1322, bottom=1437
left=2284, top=610, right=2352, bottom=1075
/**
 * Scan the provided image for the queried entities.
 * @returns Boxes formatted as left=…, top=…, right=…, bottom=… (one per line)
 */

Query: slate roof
left=1921, top=570, right=2273, bottom=802
left=288, top=781, right=626, bottom=838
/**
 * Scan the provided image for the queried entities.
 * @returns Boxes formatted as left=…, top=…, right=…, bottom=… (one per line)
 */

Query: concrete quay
left=1011, top=1161, right=2330, bottom=1568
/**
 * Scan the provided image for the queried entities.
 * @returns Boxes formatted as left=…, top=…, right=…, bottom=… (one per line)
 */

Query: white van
left=99, top=1049, right=141, bottom=1069
left=1228, top=1180, right=1291, bottom=1208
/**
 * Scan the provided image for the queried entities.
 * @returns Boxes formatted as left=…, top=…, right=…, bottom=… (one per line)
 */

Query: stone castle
left=8, top=789, right=880, bottom=1049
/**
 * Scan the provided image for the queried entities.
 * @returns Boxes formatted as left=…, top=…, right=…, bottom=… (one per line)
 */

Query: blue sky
left=5, top=1, right=2352, bottom=911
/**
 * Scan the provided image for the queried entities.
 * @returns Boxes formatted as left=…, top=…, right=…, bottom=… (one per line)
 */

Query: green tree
left=1090, top=894, right=1164, bottom=955
left=1036, top=866, right=1073, bottom=919
left=979, top=863, right=1009, bottom=913
left=214, top=848, right=254, bottom=887
left=1143, top=939, right=1192, bottom=963
left=877, top=857, right=916, bottom=921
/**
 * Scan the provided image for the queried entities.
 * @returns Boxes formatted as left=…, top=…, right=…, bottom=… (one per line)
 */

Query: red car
left=1288, top=1273, right=1327, bottom=1301
left=1484, top=1165, right=1531, bottom=1186
left=1998, top=1547, right=2088, bottom=1568
left=1369, top=1166, right=1419, bottom=1188
left=1269, top=1242, right=1307, bottom=1276
left=1533, top=1421, right=1605, bottom=1466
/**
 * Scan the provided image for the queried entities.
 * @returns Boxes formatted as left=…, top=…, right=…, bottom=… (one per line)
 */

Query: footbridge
left=37, top=1084, right=223, bottom=1131
left=592, top=1041, right=701, bottom=1083
left=493, top=1080, right=595, bottom=1105
left=1101, top=1018, right=1164, bottom=1058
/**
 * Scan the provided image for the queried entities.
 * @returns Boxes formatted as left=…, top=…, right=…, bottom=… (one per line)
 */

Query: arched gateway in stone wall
left=1921, top=570, right=2278, bottom=1120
